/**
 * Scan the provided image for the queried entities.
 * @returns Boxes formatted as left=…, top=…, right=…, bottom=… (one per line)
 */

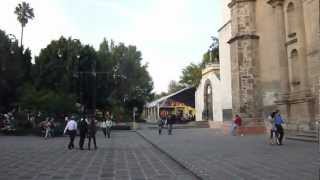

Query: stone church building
left=196, top=0, right=320, bottom=131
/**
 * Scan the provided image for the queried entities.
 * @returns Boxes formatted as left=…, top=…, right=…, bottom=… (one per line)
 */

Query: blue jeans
left=231, top=124, right=238, bottom=136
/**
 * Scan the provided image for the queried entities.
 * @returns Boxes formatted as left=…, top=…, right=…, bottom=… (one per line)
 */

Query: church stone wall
left=228, top=0, right=319, bottom=130
left=302, top=0, right=320, bottom=86
left=256, top=0, right=282, bottom=110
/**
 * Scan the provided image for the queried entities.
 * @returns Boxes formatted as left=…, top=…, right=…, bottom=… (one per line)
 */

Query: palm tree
left=14, top=2, right=35, bottom=47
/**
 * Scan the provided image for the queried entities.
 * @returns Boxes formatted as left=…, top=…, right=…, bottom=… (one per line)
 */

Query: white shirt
left=101, top=121, right=107, bottom=128
left=64, top=120, right=77, bottom=134
left=106, top=120, right=112, bottom=127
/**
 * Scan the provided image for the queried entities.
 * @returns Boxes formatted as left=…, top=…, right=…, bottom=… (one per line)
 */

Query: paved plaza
left=138, top=127, right=320, bottom=180
left=0, top=131, right=197, bottom=180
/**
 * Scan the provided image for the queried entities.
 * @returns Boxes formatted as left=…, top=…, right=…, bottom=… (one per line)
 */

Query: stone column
left=267, top=0, right=289, bottom=95
left=228, top=0, right=261, bottom=119
left=267, top=0, right=290, bottom=122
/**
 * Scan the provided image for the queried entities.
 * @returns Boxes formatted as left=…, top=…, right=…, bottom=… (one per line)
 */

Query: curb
left=135, top=130, right=204, bottom=180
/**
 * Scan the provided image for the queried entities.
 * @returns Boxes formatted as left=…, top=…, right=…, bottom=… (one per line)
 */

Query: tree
left=168, top=80, right=185, bottom=94
left=34, top=37, right=85, bottom=94
left=154, top=92, right=167, bottom=100
left=34, top=37, right=97, bottom=114
left=0, top=30, right=31, bottom=112
left=99, top=40, right=154, bottom=118
left=179, top=63, right=202, bottom=87
left=201, top=36, right=219, bottom=67
left=14, top=1, right=35, bottom=47
left=175, top=36, right=219, bottom=91
left=33, top=37, right=154, bottom=120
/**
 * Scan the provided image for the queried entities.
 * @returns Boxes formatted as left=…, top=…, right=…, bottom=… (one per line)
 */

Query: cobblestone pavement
left=0, top=131, right=198, bottom=180
left=138, top=128, right=320, bottom=180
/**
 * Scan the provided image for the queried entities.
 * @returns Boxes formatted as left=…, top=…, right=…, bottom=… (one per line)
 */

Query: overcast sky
left=0, top=0, right=222, bottom=93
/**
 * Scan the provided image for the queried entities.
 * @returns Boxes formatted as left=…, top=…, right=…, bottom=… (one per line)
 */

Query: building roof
left=146, top=86, right=196, bottom=108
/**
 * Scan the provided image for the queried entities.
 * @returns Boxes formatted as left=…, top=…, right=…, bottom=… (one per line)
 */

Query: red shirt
left=234, top=117, right=242, bottom=126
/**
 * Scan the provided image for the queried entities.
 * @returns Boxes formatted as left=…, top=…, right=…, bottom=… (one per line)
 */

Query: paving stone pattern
left=138, top=128, right=320, bottom=180
left=0, top=131, right=197, bottom=180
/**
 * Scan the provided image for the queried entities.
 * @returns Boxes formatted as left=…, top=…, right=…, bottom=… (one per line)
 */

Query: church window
left=286, top=2, right=296, bottom=36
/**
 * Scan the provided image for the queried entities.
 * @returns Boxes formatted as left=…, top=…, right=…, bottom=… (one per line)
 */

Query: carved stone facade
left=228, top=0, right=261, bottom=120
left=228, top=0, right=320, bottom=130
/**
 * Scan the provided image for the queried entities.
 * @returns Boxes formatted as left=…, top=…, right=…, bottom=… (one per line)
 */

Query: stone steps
left=146, top=121, right=209, bottom=129
left=296, top=133, right=317, bottom=138
left=286, top=136, right=318, bottom=143
left=286, top=130, right=318, bottom=143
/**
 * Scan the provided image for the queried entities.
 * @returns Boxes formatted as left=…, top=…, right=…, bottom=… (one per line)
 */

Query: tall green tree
left=31, top=36, right=154, bottom=119
left=0, top=30, right=32, bottom=112
left=14, top=1, right=35, bottom=47
left=104, top=41, right=153, bottom=117
left=34, top=37, right=96, bottom=114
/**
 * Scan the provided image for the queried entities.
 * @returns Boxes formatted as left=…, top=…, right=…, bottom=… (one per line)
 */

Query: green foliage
left=0, top=30, right=32, bottom=112
left=19, top=83, right=77, bottom=114
left=14, top=2, right=35, bottom=27
left=14, top=1, right=34, bottom=47
left=154, top=92, right=168, bottom=99
left=179, top=63, right=202, bottom=87
left=163, top=36, right=219, bottom=97
left=17, top=36, right=153, bottom=121
left=168, top=80, right=185, bottom=94
left=201, top=36, right=219, bottom=68
left=96, top=39, right=154, bottom=118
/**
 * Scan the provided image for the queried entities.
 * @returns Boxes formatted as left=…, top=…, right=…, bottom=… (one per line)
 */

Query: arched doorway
left=203, top=79, right=213, bottom=121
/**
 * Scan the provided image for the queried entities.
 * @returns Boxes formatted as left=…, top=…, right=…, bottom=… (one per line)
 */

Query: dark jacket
left=88, top=120, right=96, bottom=136
left=79, top=120, right=88, bottom=134
left=167, top=115, right=175, bottom=125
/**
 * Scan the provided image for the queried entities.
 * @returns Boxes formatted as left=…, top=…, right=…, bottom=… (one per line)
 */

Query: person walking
left=167, top=114, right=175, bottom=135
left=158, top=116, right=165, bottom=135
left=106, top=116, right=113, bottom=139
left=44, top=118, right=52, bottom=139
left=88, top=117, right=97, bottom=150
left=78, top=118, right=88, bottom=150
left=101, top=119, right=107, bottom=138
left=268, top=111, right=277, bottom=145
left=274, top=110, right=285, bottom=145
left=63, top=116, right=77, bottom=150
left=231, top=114, right=242, bottom=136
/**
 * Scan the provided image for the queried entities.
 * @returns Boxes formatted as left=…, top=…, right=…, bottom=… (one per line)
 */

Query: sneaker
left=269, top=139, right=273, bottom=145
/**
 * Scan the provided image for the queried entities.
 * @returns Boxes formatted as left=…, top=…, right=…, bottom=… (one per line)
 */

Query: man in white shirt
left=64, top=116, right=77, bottom=150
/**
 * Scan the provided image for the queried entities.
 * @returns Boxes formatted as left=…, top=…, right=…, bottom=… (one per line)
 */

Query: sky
left=0, top=0, right=222, bottom=93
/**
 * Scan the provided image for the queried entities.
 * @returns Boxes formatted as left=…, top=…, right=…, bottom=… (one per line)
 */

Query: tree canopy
left=16, top=36, right=153, bottom=119
left=0, top=30, right=32, bottom=112
left=14, top=1, right=34, bottom=47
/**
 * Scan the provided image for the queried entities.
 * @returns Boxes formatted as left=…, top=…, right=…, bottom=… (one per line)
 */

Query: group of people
left=63, top=114, right=113, bottom=150
left=157, top=114, right=176, bottom=135
left=267, top=109, right=285, bottom=145
left=231, top=110, right=285, bottom=145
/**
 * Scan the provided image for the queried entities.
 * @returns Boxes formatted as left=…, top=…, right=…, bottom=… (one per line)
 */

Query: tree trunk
left=20, top=25, right=24, bottom=47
